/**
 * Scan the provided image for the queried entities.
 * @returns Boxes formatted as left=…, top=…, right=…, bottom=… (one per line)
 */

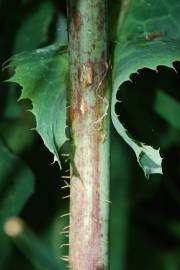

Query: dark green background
left=0, top=0, right=180, bottom=269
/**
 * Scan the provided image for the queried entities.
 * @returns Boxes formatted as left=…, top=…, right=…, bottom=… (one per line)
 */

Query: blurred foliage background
left=0, top=0, right=180, bottom=269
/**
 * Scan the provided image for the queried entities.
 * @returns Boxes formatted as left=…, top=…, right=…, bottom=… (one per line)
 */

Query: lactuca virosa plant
left=2, top=0, right=180, bottom=269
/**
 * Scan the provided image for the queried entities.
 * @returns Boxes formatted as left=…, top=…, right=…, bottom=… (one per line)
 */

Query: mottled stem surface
left=68, top=1, right=110, bottom=270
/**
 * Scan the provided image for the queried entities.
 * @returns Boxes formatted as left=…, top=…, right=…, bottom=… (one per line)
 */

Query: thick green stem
left=68, top=1, right=110, bottom=270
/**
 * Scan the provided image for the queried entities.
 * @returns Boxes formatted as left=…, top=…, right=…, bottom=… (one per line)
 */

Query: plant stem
left=68, top=1, right=110, bottom=269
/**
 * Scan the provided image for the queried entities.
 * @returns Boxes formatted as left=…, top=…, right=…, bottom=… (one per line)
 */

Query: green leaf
left=4, top=44, right=68, bottom=167
left=112, top=0, right=180, bottom=176
left=4, top=1, right=55, bottom=119
left=14, top=1, right=55, bottom=53
left=154, top=90, right=180, bottom=130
